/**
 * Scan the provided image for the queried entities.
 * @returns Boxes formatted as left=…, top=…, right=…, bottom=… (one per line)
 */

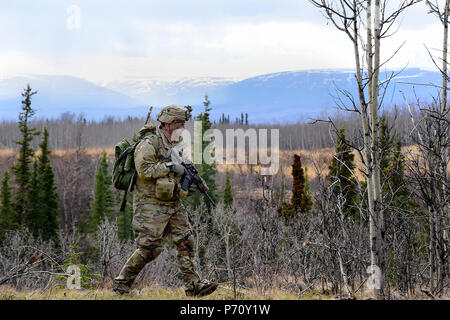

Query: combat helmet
left=157, top=104, right=192, bottom=124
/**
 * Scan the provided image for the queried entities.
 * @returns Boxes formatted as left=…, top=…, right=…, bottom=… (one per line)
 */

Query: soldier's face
left=169, top=120, right=185, bottom=132
left=165, top=120, right=185, bottom=141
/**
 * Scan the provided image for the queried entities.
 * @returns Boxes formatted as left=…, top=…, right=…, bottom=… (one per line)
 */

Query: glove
left=188, top=183, right=198, bottom=194
left=169, top=163, right=185, bottom=177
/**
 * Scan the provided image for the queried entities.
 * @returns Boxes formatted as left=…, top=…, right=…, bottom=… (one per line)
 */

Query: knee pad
left=175, top=233, right=194, bottom=256
left=139, top=245, right=162, bottom=263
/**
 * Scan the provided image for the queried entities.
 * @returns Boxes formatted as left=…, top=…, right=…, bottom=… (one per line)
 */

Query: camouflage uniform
left=113, top=105, right=216, bottom=297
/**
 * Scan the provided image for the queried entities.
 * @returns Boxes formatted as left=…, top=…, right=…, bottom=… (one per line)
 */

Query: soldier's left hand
left=170, top=163, right=185, bottom=176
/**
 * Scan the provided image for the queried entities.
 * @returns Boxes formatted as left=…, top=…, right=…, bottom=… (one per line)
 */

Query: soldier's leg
left=113, top=203, right=171, bottom=294
left=113, top=234, right=163, bottom=294
left=168, top=210, right=217, bottom=297
left=167, top=210, right=200, bottom=286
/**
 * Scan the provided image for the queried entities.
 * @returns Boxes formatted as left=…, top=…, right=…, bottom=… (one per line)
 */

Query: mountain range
left=0, top=68, right=443, bottom=123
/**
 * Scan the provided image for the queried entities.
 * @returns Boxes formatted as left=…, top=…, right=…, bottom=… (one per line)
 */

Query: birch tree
left=401, top=0, right=450, bottom=296
left=424, top=0, right=450, bottom=296
left=309, top=0, right=420, bottom=299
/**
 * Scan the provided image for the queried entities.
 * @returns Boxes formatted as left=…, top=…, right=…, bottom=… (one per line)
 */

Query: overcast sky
left=0, top=0, right=444, bottom=83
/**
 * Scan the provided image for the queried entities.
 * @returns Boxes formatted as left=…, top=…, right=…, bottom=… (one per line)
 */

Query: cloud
left=0, top=51, right=61, bottom=78
left=0, top=0, right=444, bottom=82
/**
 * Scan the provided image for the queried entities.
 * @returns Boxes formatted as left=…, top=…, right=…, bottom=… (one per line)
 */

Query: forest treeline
left=0, top=105, right=418, bottom=151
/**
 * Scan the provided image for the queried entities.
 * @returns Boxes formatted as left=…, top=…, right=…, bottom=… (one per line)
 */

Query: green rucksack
left=112, top=124, right=159, bottom=211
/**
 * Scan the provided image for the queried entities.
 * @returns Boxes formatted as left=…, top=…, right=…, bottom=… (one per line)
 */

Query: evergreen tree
left=378, top=117, right=419, bottom=288
left=24, top=129, right=59, bottom=243
left=24, top=160, right=41, bottom=238
left=327, top=127, right=359, bottom=219
left=245, top=113, right=248, bottom=125
left=379, top=115, right=395, bottom=174
left=12, top=84, right=40, bottom=224
left=219, top=170, right=237, bottom=280
left=223, top=171, right=233, bottom=208
left=37, top=128, right=59, bottom=242
left=184, top=95, right=218, bottom=211
left=277, top=154, right=312, bottom=225
left=379, top=116, right=413, bottom=213
left=388, top=139, right=411, bottom=210
left=0, top=171, right=18, bottom=245
left=87, top=151, right=115, bottom=233
left=117, top=193, right=133, bottom=241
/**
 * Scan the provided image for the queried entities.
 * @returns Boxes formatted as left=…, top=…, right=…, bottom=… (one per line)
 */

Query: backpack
left=112, top=126, right=159, bottom=211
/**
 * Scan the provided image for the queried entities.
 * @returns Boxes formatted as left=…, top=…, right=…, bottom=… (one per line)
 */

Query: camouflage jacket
left=133, top=125, right=187, bottom=209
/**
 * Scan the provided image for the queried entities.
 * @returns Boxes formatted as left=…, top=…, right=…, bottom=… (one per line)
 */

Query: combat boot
left=185, top=279, right=218, bottom=297
left=112, top=279, right=131, bottom=295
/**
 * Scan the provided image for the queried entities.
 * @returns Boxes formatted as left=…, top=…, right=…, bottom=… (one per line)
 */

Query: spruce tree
left=378, top=116, right=419, bottom=288
left=184, top=95, right=218, bottom=211
left=25, top=160, right=41, bottom=238
left=389, top=139, right=410, bottom=210
left=12, top=84, right=40, bottom=224
left=0, top=171, right=18, bottom=245
left=24, top=129, right=59, bottom=243
left=277, top=154, right=312, bottom=225
left=182, top=95, right=219, bottom=267
left=220, top=170, right=237, bottom=280
left=327, top=127, right=359, bottom=219
left=379, top=115, right=395, bottom=174
left=223, top=171, right=233, bottom=208
left=88, top=151, right=115, bottom=233
left=37, top=128, right=59, bottom=242
left=379, top=117, right=413, bottom=213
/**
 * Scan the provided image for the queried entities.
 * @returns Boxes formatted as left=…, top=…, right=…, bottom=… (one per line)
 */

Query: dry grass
left=0, top=148, right=115, bottom=159
left=4, top=145, right=449, bottom=182
left=0, top=283, right=322, bottom=301
left=0, top=149, right=14, bottom=157
left=49, top=148, right=115, bottom=157
left=2, top=282, right=444, bottom=300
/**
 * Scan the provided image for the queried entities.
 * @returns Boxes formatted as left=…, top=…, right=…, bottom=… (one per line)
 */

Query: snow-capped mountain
left=98, top=76, right=237, bottom=106
left=0, top=68, right=443, bottom=123
left=215, top=68, right=442, bottom=122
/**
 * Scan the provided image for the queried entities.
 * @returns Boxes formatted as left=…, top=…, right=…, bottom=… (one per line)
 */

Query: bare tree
left=395, top=0, right=450, bottom=297
left=309, top=0, right=420, bottom=299
left=211, top=204, right=237, bottom=281
left=0, top=228, right=62, bottom=290
left=406, top=106, right=449, bottom=296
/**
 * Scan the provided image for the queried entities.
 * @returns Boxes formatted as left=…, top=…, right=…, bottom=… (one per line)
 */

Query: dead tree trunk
left=424, top=0, right=450, bottom=296
left=309, top=0, right=419, bottom=299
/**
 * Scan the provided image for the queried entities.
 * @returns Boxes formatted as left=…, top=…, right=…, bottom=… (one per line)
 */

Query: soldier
left=113, top=104, right=218, bottom=297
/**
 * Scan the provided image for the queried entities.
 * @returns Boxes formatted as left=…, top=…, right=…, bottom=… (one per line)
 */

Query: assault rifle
left=166, top=148, right=216, bottom=208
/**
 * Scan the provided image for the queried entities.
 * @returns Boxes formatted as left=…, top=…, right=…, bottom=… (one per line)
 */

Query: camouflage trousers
left=114, top=202, right=200, bottom=291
